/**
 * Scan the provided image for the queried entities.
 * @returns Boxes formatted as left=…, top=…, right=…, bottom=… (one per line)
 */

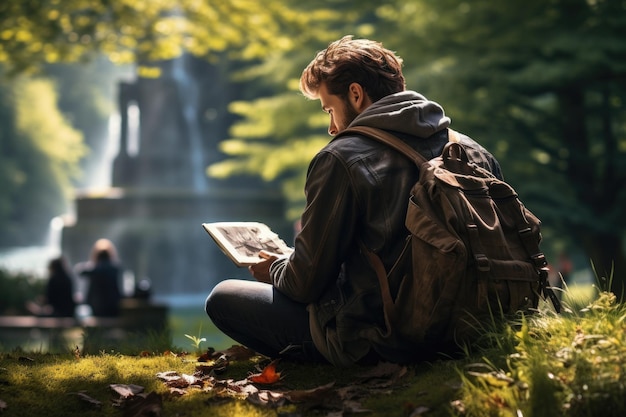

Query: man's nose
left=328, top=121, right=337, bottom=136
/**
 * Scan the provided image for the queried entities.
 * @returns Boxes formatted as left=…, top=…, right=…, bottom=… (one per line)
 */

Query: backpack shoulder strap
left=339, top=126, right=428, bottom=166
left=448, top=128, right=461, bottom=143
left=339, top=126, right=460, bottom=166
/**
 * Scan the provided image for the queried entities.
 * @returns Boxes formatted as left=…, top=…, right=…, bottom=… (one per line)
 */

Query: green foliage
left=0, top=73, right=85, bottom=246
left=207, top=2, right=382, bottom=218
left=209, top=93, right=329, bottom=219
left=0, top=0, right=315, bottom=74
left=0, top=268, right=44, bottom=315
left=42, top=58, right=128, bottom=188
left=0, top=58, right=122, bottom=245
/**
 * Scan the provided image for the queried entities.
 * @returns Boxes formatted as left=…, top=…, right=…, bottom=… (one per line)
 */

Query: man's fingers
left=258, top=250, right=280, bottom=260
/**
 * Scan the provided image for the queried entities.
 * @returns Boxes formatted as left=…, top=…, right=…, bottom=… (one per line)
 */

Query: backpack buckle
left=474, top=254, right=490, bottom=272
left=530, top=253, right=548, bottom=268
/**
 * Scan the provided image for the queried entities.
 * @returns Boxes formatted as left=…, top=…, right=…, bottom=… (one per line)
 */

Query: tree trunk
left=580, top=232, right=626, bottom=298
left=558, top=87, right=626, bottom=298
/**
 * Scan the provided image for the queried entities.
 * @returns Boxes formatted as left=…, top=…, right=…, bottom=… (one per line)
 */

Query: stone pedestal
left=62, top=186, right=292, bottom=296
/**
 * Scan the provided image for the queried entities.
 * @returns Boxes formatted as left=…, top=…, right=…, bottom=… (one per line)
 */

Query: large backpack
left=340, top=126, right=560, bottom=353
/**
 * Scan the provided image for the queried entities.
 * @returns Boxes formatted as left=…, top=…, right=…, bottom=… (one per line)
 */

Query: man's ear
left=348, top=82, right=372, bottom=111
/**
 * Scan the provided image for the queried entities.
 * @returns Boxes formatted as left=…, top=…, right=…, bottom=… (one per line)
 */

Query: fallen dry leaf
left=182, top=373, right=203, bottom=386
left=285, top=381, right=336, bottom=403
left=155, top=371, right=181, bottom=382
left=109, top=383, right=162, bottom=417
left=166, top=387, right=187, bottom=396
left=342, top=399, right=371, bottom=414
left=353, top=361, right=409, bottom=392
left=450, top=399, right=466, bottom=414
left=246, top=390, right=286, bottom=407
left=110, top=383, right=145, bottom=398
left=248, top=359, right=282, bottom=385
left=213, top=377, right=256, bottom=396
left=210, top=345, right=257, bottom=361
left=195, top=355, right=229, bottom=375
left=177, top=374, right=204, bottom=389
left=408, top=405, right=430, bottom=416
left=336, top=384, right=370, bottom=402
left=68, top=391, right=102, bottom=408
left=153, top=352, right=411, bottom=415
left=157, top=370, right=211, bottom=393
left=357, top=362, right=407, bottom=381
left=121, top=391, right=162, bottom=417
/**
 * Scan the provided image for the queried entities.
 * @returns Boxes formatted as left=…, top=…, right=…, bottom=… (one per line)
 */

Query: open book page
left=202, top=222, right=294, bottom=267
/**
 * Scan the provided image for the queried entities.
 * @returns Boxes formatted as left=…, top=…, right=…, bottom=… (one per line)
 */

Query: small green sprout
left=184, top=324, right=206, bottom=353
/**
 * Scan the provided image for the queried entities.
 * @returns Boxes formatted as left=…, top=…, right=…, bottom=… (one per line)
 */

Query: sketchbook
left=202, top=222, right=294, bottom=267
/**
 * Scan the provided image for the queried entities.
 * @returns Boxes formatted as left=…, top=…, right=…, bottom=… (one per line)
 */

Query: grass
left=455, top=284, right=626, bottom=416
left=0, top=348, right=464, bottom=417
left=2, top=284, right=626, bottom=416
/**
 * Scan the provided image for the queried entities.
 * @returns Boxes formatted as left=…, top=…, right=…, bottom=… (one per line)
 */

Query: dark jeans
left=205, top=279, right=328, bottom=363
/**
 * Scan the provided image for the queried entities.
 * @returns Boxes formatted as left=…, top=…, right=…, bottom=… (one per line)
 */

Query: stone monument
left=61, top=55, right=291, bottom=298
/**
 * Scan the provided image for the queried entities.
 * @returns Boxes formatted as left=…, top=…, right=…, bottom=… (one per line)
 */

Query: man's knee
left=205, top=280, right=232, bottom=318
left=205, top=279, right=252, bottom=318
left=204, top=292, right=214, bottom=318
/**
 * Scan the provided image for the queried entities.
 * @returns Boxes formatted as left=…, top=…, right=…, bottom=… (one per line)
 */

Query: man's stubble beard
left=342, top=97, right=360, bottom=130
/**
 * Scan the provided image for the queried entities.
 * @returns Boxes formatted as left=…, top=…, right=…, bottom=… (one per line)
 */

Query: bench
left=0, top=299, right=169, bottom=352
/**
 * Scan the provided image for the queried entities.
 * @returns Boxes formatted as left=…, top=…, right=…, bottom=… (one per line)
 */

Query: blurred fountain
left=171, top=54, right=206, bottom=193
left=61, top=55, right=291, bottom=299
left=0, top=216, right=64, bottom=277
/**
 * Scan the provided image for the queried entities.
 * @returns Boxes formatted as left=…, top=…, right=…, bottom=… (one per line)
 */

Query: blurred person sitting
left=75, top=239, right=122, bottom=317
left=27, top=256, right=77, bottom=317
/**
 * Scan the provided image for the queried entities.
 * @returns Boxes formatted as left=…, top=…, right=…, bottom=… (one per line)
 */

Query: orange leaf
left=248, top=359, right=282, bottom=384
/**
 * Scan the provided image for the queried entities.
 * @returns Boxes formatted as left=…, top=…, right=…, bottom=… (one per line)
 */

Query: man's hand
left=248, top=250, right=279, bottom=284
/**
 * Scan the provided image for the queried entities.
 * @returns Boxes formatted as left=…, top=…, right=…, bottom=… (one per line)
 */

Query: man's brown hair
left=300, top=35, right=405, bottom=102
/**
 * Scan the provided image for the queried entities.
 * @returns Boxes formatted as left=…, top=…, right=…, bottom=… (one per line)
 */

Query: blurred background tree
left=0, top=74, right=84, bottom=246
left=1, top=0, right=624, bottom=290
left=207, top=0, right=383, bottom=219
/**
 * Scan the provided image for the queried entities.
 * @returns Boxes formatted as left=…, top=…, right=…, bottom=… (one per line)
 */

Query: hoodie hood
left=349, top=90, right=450, bottom=138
